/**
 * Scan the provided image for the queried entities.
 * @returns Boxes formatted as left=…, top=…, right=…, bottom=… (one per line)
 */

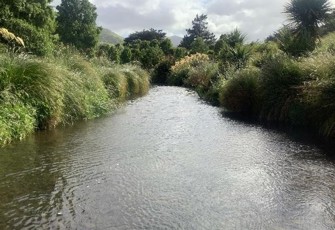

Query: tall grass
left=258, top=55, right=305, bottom=123
left=298, top=52, right=335, bottom=137
left=168, top=53, right=211, bottom=86
left=218, top=67, right=260, bottom=115
left=0, top=48, right=150, bottom=146
left=102, top=64, right=150, bottom=101
left=217, top=50, right=335, bottom=138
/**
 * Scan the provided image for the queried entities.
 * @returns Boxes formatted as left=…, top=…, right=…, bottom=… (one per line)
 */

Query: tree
left=219, top=29, right=246, bottom=48
left=140, top=45, right=164, bottom=69
left=284, top=0, right=332, bottom=54
left=108, top=45, right=120, bottom=64
left=0, top=0, right=55, bottom=31
left=160, top=38, right=174, bottom=55
left=56, top=0, right=101, bottom=52
left=120, top=47, right=132, bottom=64
left=190, top=37, right=209, bottom=54
left=0, top=0, right=56, bottom=55
left=124, top=28, right=166, bottom=45
left=180, top=14, right=216, bottom=49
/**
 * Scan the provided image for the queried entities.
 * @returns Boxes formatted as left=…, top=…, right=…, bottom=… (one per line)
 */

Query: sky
left=52, top=0, right=335, bottom=41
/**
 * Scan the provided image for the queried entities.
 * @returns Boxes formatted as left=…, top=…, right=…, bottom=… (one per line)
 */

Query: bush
left=249, top=41, right=281, bottom=68
left=140, top=45, right=164, bottom=69
left=152, top=57, right=175, bottom=84
left=6, top=18, right=55, bottom=56
left=298, top=52, right=335, bottom=137
left=0, top=92, right=36, bottom=145
left=185, top=61, right=219, bottom=91
left=259, top=55, right=305, bottom=122
left=102, top=64, right=150, bottom=101
left=0, top=55, right=65, bottom=129
left=169, top=53, right=209, bottom=86
left=219, top=67, right=260, bottom=114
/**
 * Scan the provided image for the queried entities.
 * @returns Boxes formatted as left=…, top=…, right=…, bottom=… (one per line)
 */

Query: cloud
left=52, top=0, right=335, bottom=41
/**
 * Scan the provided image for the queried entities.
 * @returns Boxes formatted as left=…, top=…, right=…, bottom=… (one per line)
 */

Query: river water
left=1, top=86, right=335, bottom=229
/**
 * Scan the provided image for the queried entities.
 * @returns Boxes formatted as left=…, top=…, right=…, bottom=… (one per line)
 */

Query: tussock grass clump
left=102, top=64, right=150, bottom=102
left=0, top=55, right=65, bottom=129
left=298, top=53, right=335, bottom=137
left=315, top=32, right=335, bottom=53
left=60, top=68, right=110, bottom=124
left=101, top=67, right=128, bottom=102
left=217, top=50, right=335, bottom=138
left=167, top=53, right=220, bottom=102
left=258, top=55, right=305, bottom=123
left=0, top=92, right=36, bottom=146
left=169, top=53, right=210, bottom=86
left=185, top=61, right=219, bottom=90
left=219, top=67, right=261, bottom=115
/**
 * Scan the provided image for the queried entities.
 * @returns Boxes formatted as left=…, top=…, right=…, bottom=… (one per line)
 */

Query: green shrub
left=140, top=45, right=165, bottom=69
left=298, top=53, right=335, bottom=137
left=259, top=55, right=305, bottom=122
left=101, top=67, right=128, bottom=102
left=0, top=92, right=36, bottom=145
left=102, top=64, right=150, bottom=102
left=0, top=55, right=64, bottom=129
left=185, top=61, right=219, bottom=91
left=6, top=18, right=55, bottom=56
left=169, top=53, right=210, bottom=86
left=152, top=57, right=175, bottom=84
left=219, top=67, right=260, bottom=114
left=249, top=41, right=281, bottom=68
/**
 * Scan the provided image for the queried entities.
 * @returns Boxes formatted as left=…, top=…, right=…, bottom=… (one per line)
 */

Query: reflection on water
left=1, top=86, right=335, bottom=229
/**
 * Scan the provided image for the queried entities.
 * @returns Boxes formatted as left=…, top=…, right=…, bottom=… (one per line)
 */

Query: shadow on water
left=221, top=110, right=335, bottom=160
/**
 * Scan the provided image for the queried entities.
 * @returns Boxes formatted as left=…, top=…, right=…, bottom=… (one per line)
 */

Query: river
left=1, top=86, right=335, bottom=229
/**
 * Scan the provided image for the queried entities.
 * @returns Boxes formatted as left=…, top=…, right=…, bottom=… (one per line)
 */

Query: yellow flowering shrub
left=169, top=53, right=210, bottom=85
left=171, top=53, right=209, bottom=73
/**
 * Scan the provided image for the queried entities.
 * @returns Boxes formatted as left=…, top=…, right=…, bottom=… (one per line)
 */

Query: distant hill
left=99, top=28, right=123, bottom=45
left=169, top=35, right=183, bottom=47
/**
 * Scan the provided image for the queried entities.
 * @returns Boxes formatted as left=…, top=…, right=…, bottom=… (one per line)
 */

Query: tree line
left=0, top=0, right=100, bottom=55
left=0, top=0, right=334, bottom=65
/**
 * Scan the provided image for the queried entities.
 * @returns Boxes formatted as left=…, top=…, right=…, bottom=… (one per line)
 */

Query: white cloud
left=52, top=0, right=335, bottom=41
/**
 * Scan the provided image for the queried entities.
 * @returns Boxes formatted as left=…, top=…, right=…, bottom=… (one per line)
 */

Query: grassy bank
left=0, top=49, right=150, bottom=146
left=217, top=52, right=335, bottom=138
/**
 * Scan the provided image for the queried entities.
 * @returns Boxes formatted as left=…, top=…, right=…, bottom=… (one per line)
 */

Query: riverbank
left=0, top=48, right=150, bottom=146
left=159, top=38, right=335, bottom=140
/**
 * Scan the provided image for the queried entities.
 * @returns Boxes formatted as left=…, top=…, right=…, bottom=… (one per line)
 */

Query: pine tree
left=180, top=14, right=216, bottom=49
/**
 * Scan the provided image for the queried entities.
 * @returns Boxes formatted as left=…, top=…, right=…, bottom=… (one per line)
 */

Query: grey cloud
left=52, top=0, right=311, bottom=41
left=206, top=0, right=287, bottom=40
left=207, top=1, right=241, bottom=16
left=97, top=3, right=176, bottom=35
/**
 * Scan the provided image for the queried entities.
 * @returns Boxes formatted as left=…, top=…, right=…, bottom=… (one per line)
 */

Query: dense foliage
left=124, top=29, right=166, bottom=45
left=0, top=49, right=150, bottom=145
left=0, top=0, right=56, bottom=55
left=56, top=0, right=101, bottom=53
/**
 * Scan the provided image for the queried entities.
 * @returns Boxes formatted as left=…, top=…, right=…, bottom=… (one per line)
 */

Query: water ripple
left=1, top=86, right=335, bottom=229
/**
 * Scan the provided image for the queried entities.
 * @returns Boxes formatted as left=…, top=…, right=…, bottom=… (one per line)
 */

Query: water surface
left=1, top=86, right=335, bottom=229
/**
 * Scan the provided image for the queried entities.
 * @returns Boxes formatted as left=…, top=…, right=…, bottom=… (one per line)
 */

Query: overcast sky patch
left=52, top=0, right=335, bottom=41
